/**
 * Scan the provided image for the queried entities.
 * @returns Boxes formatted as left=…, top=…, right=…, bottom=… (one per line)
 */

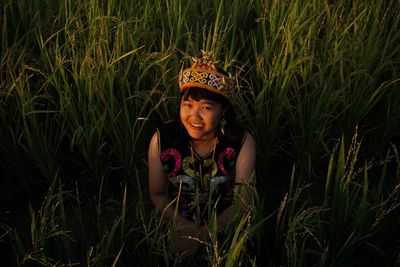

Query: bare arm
left=234, top=131, right=256, bottom=210
left=148, top=132, right=200, bottom=255
left=148, top=132, right=195, bottom=226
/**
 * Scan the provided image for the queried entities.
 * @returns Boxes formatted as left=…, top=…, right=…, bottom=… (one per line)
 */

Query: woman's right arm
left=148, top=132, right=201, bottom=255
left=148, top=133, right=196, bottom=226
left=148, top=132, right=169, bottom=213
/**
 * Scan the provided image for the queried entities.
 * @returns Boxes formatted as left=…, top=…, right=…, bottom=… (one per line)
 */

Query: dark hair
left=177, top=87, right=244, bottom=141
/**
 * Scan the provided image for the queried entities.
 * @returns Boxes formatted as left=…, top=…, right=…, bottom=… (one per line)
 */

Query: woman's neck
left=190, top=136, right=218, bottom=158
left=191, top=135, right=216, bottom=144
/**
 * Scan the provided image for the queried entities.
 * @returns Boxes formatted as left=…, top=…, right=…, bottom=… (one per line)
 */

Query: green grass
left=1, top=0, right=400, bottom=266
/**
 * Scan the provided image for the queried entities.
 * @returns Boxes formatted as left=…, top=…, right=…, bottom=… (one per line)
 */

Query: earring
left=220, top=118, right=227, bottom=135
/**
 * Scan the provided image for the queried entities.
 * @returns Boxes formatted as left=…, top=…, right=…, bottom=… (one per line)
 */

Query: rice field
left=1, top=0, right=399, bottom=266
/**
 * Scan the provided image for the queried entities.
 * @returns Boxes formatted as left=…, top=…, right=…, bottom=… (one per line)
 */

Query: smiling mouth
left=190, top=123, right=204, bottom=129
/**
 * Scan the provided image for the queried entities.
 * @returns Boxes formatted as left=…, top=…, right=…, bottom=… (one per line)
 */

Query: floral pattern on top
left=160, top=148, right=181, bottom=178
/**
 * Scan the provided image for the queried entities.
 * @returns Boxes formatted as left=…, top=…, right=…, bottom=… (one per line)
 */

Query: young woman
left=148, top=52, right=256, bottom=259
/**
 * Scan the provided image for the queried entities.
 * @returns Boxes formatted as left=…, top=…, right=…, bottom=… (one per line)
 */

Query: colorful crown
left=179, top=51, right=232, bottom=101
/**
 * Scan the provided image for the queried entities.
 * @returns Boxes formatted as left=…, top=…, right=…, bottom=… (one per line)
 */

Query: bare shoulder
left=240, top=132, right=256, bottom=156
left=148, top=131, right=167, bottom=194
left=235, top=132, right=256, bottom=183
left=243, top=132, right=256, bottom=147
left=148, top=131, right=163, bottom=171
left=148, top=131, right=160, bottom=156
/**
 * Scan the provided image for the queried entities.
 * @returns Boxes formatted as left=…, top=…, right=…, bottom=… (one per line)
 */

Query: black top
left=157, top=120, right=246, bottom=224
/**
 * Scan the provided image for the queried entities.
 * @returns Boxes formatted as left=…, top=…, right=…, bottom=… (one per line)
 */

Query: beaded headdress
left=179, top=51, right=233, bottom=101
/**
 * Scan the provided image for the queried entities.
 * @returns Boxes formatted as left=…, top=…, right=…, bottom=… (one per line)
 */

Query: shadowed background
left=1, top=0, right=399, bottom=266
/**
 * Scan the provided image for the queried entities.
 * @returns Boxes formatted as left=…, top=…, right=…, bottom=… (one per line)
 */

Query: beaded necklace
left=189, top=137, right=218, bottom=189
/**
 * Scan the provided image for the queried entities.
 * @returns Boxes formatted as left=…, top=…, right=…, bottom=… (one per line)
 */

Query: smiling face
left=180, top=96, right=224, bottom=141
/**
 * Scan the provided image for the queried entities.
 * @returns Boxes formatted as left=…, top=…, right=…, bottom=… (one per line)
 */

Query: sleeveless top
left=157, top=120, right=246, bottom=224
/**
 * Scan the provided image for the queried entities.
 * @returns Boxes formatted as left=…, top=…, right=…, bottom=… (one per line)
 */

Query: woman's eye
left=202, top=106, right=212, bottom=110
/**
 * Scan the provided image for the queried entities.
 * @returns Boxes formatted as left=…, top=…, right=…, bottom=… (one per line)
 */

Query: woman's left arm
left=235, top=132, right=256, bottom=185
left=234, top=131, right=256, bottom=212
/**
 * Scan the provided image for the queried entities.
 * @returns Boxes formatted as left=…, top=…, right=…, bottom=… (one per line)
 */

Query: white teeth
left=191, top=123, right=203, bottom=128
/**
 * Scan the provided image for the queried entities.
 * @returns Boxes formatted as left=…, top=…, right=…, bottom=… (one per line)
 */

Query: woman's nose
left=191, top=107, right=202, bottom=121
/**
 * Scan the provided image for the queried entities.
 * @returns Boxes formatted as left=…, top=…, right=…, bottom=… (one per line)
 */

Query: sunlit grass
left=1, top=0, right=400, bottom=266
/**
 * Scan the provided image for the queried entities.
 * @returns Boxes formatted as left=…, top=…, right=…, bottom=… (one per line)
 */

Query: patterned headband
left=178, top=51, right=233, bottom=101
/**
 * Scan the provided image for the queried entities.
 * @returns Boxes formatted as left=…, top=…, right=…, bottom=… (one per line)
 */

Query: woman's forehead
left=183, top=97, right=220, bottom=105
